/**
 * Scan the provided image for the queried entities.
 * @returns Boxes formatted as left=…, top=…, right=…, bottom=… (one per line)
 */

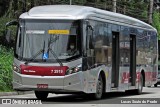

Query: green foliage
left=0, top=17, right=14, bottom=37
left=0, top=17, right=16, bottom=92
left=0, top=45, right=13, bottom=91
left=117, top=0, right=148, bottom=22
left=0, top=17, right=17, bottom=47
left=153, top=11, right=160, bottom=40
left=0, top=0, right=10, bottom=17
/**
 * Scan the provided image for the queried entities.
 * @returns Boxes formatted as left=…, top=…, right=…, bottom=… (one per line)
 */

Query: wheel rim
left=139, top=75, right=143, bottom=92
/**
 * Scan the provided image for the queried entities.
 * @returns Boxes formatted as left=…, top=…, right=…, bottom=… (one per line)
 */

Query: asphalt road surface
left=0, top=86, right=160, bottom=107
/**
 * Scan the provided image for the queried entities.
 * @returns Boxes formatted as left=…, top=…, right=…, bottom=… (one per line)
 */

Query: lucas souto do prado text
left=121, top=99, right=158, bottom=104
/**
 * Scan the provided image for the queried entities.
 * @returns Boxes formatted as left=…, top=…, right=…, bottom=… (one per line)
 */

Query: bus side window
left=86, top=23, right=94, bottom=57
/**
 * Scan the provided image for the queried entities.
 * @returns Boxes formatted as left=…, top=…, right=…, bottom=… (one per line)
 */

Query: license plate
left=37, top=84, right=48, bottom=89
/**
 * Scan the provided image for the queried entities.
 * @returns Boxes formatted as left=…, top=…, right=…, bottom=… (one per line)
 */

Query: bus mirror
left=5, top=20, right=18, bottom=27
left=5, top=29, right=11, bottom=43
left=5, top=20, right=18, bottom=43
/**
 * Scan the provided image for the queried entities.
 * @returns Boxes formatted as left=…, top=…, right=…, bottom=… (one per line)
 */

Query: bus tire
left=35, top=91, right=48, bottom=101
left=134, top=73, right=143, bottom=95
left=154, top=83, right=157, bottom=87
left=92, top=74, right=103, bottom=99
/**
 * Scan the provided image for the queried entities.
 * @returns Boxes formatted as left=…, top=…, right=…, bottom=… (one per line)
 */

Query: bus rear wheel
left=134, top=73, right=143, bottom=95
left=92, top=75, right=103, bottom=99
left=35, top=91, right=48, bottom=101
left=154, top=83, right=157, bottom=87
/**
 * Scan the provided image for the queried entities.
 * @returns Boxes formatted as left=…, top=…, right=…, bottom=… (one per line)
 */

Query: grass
left=0, top=45, right=13, bottom=91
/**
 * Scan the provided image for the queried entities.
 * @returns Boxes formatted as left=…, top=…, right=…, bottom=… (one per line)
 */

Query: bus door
left=112, top=32, right=120, bottom=88
left=130, top=34, right=136, bottom=86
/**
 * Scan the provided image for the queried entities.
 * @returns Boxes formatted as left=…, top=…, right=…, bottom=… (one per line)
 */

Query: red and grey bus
left=10, top=5, right=158, bottom=100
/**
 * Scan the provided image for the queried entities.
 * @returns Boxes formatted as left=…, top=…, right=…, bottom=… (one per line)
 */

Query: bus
left=11, top=5, right=158, bottom=100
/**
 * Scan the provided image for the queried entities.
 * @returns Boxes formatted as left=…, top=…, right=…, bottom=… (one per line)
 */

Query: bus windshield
left=16, top=20, right=81, bottom=62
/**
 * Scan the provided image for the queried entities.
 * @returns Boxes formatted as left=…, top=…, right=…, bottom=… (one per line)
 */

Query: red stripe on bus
left=20, top=65, right=68, bottom=76
left=121, top=71, right=157, bottom=84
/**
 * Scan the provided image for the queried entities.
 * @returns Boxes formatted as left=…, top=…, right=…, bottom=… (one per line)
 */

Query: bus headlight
left=65, top=64, right=82, bottom=75
left=13, top=64, right=20, bottom=73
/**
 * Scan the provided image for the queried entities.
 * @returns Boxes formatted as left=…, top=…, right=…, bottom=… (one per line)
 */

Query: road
left=0, top=86, right=160, bottom=107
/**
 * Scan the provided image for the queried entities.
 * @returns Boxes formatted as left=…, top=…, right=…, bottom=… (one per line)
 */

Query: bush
left=0, top=17, right=16, bottom=92
left=0, top=17, right=17, bottom=46
left=153, top=11, right=160, bottom=40
left=0, top=45, right=13, bottom=91
left=0, top=17, right=12, bottom=37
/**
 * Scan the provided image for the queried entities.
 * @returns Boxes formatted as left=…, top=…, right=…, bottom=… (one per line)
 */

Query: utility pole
left=22, top=0, right=26, bottom=12
left=148, top=0, right=153, bottom=25
left=31, top=0, right=34, bottom=8
left=70, top=0, right=72, bottom=5
left=14, top=0, right=18, bottom=11
left=112, top=0, right=117, bottom=12
left=123, top=0, right=126, bottom=14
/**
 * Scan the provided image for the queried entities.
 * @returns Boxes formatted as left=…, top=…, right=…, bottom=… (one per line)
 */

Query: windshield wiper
left=47, top=37, right=63, bottom=66
left=24, top=37, right=63, bottom=66
left=24, top=41, right=45, bottom=65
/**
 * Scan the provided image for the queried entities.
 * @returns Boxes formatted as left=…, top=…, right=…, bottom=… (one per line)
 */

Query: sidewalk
left=0, top=91, right=33, bottom=97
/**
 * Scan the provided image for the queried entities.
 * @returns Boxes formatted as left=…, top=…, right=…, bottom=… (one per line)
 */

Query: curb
left=0, top=91, right=33, bottom=97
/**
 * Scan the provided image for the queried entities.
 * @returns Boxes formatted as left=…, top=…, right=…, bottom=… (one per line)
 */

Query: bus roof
left=20, top=5, right=156, bottom=31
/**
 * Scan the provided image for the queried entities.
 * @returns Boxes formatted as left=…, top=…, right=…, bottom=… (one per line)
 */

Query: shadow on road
left=26, top=91, right=154, bottom=104
left=147, top=85, right=160, bottom=88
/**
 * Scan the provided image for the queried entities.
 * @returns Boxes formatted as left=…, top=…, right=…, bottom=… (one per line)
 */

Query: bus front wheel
left=35, top=91, right=48, bottom=101
left=92, top=74, right=103, bottom=99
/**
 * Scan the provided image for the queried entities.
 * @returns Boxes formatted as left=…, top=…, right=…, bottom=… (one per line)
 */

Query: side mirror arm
left=5, top=20, right=18, bottom=43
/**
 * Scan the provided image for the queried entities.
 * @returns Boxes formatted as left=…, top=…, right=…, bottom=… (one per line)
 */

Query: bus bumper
left=12, top=71, right=85, bottom=93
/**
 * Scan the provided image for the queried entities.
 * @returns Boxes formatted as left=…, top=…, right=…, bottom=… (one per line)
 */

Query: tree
left=112, top=0, right=117, bottom=12
left=149, top=0, right=154, bottom=24
left=153, top=11, right=160, bottom=39
left=0, top=0, right=10, bottom=17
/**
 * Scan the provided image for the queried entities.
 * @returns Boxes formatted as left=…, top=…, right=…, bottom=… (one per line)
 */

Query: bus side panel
left=151, top=31, right=158, bottom=85
left=118, top=67, right=130, bottom=91
left=135, top=30, right=158, bottom=87
left=82, top=66, right=100, bottom=93
left=82, top=65, right=111, bottom=93
left=63, top=72, right=84, bottom=92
